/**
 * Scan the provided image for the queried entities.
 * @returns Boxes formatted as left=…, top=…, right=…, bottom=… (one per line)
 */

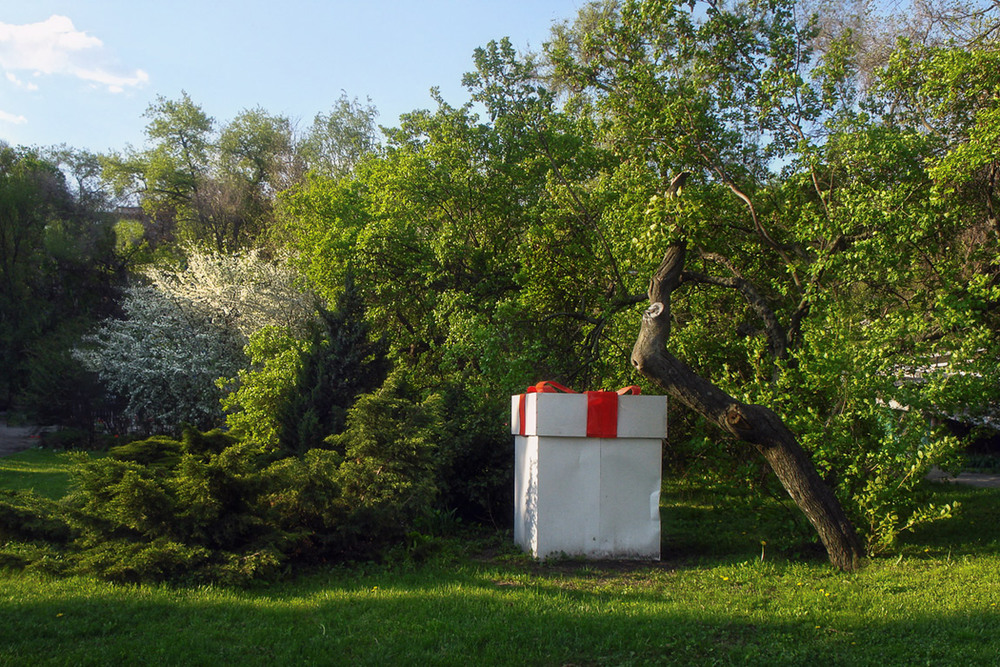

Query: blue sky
left=0, top=1, right=585, bottom=153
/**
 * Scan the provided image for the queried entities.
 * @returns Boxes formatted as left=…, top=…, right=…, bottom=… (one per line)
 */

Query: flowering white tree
left=142, top=245, right=315, bottom=340
left=75, top=247, right=315, bottom=433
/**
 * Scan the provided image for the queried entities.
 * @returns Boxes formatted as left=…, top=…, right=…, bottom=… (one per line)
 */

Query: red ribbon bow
left=517, top=381, right=641, bottom=438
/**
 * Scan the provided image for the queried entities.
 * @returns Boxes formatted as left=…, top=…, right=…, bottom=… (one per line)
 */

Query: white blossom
left=75, top=246, right=316, bottom=432
left=142, top=245, right=315, bottom=341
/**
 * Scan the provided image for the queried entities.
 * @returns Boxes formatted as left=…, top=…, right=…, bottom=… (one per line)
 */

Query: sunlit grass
left=2, top=454, right=1000, bottom=665
left=0, top=448, right=77, bottom=499
left=3, top=549, right=999, bottom=665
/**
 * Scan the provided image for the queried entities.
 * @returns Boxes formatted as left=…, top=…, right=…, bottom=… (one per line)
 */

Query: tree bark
left=631, top=242, right=864, bottom=572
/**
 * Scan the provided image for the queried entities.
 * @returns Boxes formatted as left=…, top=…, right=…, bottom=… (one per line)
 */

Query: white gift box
left=511, top=390, right=667, bottom=560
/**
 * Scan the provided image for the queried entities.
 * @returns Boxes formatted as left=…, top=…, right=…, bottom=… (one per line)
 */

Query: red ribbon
left=517, top=382, right=641, bottom=437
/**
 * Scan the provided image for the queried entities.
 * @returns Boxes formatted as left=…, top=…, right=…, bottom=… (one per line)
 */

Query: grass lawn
left=0, top=448, right=79, bottom=499
left=2, top=451, right=1000, bottom=666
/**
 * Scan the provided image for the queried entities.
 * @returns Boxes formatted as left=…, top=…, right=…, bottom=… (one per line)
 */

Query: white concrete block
left=513, top=434, right=662, bottom=559
left=511, top=389, right=666, bottom=560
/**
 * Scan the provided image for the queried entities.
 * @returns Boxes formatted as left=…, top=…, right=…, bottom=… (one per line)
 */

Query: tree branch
left=631, top=241, right=864, bottom=571
left=688, top=250, right=789, bottom=362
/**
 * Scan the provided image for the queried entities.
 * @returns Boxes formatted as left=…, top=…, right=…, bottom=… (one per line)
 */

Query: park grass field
left=2, top=448, right=999, bottom=666
left=0, top=448, right=78, bottom=499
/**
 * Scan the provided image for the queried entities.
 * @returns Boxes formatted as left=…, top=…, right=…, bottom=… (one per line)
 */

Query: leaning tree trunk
left=631, top=243, right=865, bottom=572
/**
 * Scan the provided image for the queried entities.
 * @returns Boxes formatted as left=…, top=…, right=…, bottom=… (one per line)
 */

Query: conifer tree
left=279, top=272, right=389, bottom=455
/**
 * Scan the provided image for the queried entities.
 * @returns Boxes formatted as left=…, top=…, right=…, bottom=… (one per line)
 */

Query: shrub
left=0, top=405, right=444, bottom=584
left=434, top=386, right=513, bottom=526
left=326, top=372, right=443, bottom=544
left=39, top=428, right=96, bottom=451
left=258, top=449, right=350, bottom=558
left=108, top=436, right=184, bottom=467
left=0, top=490, right=76, bottom=544
left=74, top=538, right=213, bottom=584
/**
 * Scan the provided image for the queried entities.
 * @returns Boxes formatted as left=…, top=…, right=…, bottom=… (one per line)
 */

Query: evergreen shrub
left=0, top=405, right=443, bottom=584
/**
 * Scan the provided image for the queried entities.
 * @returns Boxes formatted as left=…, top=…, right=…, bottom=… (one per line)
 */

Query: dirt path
left=925, top=467, right=1000, bottom=489
left=0, top=422, right=47, bottom=457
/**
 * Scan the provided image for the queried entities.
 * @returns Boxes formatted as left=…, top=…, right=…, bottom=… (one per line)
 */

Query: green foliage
left=102, top=92, right=300, bottom=252
left=1, top=405, right=443, bottom=583
left=433, top=383, right=514, bottom=525
left=256, top=449, right=349, bottom=554
left=0, top=489, right=75, bottom=544
left=326, top=372, right=443, bottom=534
left=107, top=435, right=184, bottom=467
left=73, top=537, right=215, bottom=584
left=523, top=0, right=999, bottom=553
left=275, top=175, right=368, bottom=293
left=0, top=143, right=123, bottom=414
left=278, top=272, right=389, bottom=455
left=221, top=326, right=307, bottom=445
left=244, top=0, right=1000, bottom=554
left=221, top=271, right=389, bottom=455
left=299, top=93, right=381, bottom=178
left=0, top=434, right=285, bottom=583
left=20, top=327, right=113, bottom=435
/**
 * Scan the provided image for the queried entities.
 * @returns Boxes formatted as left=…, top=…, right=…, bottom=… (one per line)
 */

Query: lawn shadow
left=897, top=481, right=1000, bottom=556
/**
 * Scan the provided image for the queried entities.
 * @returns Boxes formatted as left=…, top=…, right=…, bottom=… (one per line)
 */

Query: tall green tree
left=102, top=92, right=217, bottom=247
left=288, top=91, right=561, bottom=387
left=103, top=93, right=298, bottom=252
left=537, top=0, right=999, bottom=566
left=299, top=93, right=381, bottom=178
left=543, top=0, right=873, bottom=568
left=216, top=107, right=300, bottom=247
left=0, top=143, right=122, bottom=417
left=282, top=91, right=593, bottom=520
left=0, top=144, right=64, bottom=405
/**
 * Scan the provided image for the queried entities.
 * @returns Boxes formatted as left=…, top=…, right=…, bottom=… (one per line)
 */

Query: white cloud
left=6, top=71, right=39, bottom=91
left=0, top=15, right=148, bottom=93
left=0, top=110, right=28, bottom=125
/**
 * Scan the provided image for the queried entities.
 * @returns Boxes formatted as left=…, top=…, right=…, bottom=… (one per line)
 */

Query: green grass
left=2, top=456, right=1000, bottom=665
left=3, top=544, right=998, bottom=665
left=0, top=448, right=78, bottom=499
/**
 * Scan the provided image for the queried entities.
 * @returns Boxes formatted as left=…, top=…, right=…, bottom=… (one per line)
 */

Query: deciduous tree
left=76, top=246, right=314, bottom=433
